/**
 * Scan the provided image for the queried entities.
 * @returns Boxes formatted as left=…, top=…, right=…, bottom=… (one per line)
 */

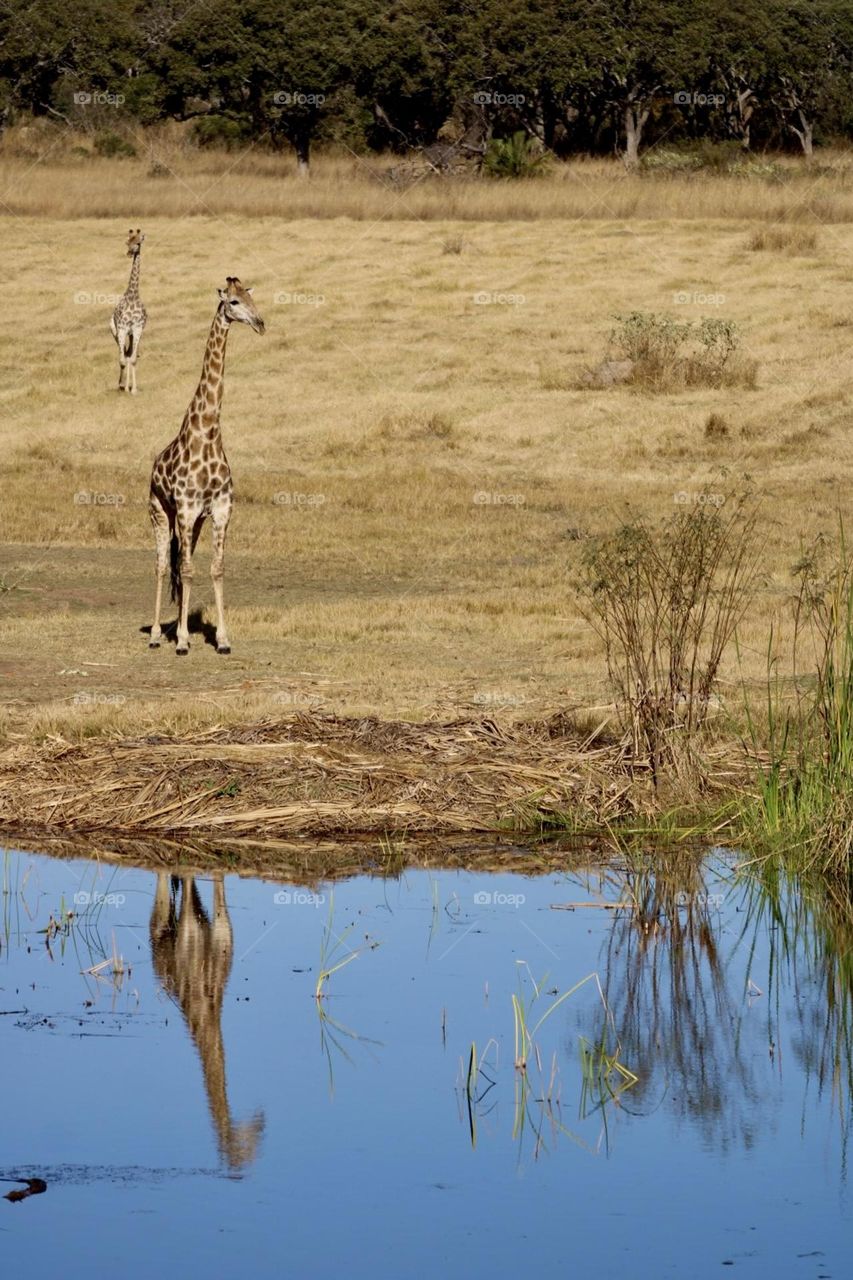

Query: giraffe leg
left=210, top=494, right=232, bottom=654
left=149, top=492, right=172, bottom=648
left=175, top=509, right=200, bottom=655
left=117, top=330, right=129, bottom=391
left=128, top=327, right=143, bottom=394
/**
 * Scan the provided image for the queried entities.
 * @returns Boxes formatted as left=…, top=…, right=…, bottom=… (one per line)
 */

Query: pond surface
left=0, top=845, right=849, bottom=1277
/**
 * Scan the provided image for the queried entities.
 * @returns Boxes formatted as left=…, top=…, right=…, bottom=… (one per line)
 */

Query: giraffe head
left=126, top=228, right=145, bottom=256
left=218, top=277, right=265, bottom=335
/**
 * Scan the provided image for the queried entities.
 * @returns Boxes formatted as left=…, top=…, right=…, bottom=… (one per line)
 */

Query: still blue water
left=0, top=847, right=848, bottom=1277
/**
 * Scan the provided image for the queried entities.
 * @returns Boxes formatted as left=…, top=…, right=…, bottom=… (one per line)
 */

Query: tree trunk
left=736, top=88, right=754, bottom=150
left=722, top=76, right=755, bottom=151
left=294, top=132, right=310, bottom=176
left=624, top=101, right=650, bottom=167
left=791, top=109, right=814, bottom=157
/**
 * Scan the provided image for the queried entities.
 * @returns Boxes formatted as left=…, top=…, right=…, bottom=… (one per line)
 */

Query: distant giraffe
left=110, top=229, right=147, bottom=394
left=150, top=873, right=265, bottom=1170
left=148, top=277, right=264, bottom=655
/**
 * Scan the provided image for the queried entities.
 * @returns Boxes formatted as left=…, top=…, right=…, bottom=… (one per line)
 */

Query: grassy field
left=2, top=146, right=853, bottom=749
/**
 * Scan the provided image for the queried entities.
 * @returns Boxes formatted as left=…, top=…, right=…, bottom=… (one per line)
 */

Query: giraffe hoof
left=148, top=640, right=160, bottom=649
left=176, top=646, right=189, bottom=656
left=217, top=645, right=231, bottom=655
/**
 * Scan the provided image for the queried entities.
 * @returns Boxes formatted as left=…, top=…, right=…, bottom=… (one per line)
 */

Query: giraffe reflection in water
left=150, top=874, right=264, bottom=1170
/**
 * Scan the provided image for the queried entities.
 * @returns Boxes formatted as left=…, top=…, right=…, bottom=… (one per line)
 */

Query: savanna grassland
left=2, top=141, right=853, bottom=766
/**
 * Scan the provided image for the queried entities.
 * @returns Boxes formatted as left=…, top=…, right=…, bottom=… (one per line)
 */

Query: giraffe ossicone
left=148, top=278, right=265, bottom=656
left=110, top=229, right=147, bottom=394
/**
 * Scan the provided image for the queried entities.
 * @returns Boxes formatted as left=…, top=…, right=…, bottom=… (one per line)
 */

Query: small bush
left=441, top=235, right=466, bottom=254
left=748, top=225, right=819, bottom=254
left=705, top=413, right=730, bottom=440
left=577, top=492, right=762, bottom=782
left=94, top=132, right=136, bottom=159
left=728, top=159, right=785, bottom=182
left=607, top=312, right=757, bottom=391
left=641, top=141, right=743, bottom=176
left=484, top=132, right=547, bottom=179
left=641, top=148, right=703, bottom=175
left=192, top=115, right=248, bottom=150
left=612, top=312, right=690, bottom=366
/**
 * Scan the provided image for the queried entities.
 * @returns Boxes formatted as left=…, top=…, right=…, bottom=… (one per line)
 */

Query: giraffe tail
left=169, top=532, right=181, bottom=603
left=123, top=332, right=134, bottom=357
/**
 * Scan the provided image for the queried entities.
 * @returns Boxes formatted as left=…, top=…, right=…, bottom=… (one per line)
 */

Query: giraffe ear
left=245, top=287, right=254, bottom=297
left=218, top=288, right=228, bottom=302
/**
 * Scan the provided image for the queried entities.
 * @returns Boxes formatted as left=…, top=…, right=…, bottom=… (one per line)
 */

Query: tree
left=766, top=0, right=853, bottom=156
left=0, top=0, right=138, bottom=121
left=561, top=1, right=694, bottom=166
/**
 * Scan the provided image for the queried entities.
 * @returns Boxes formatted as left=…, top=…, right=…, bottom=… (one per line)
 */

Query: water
left=0, top=845, right=849, bottom=1277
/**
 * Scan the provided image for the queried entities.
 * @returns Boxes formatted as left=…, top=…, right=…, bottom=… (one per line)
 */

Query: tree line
left=1, top=1, right=852, bottom=169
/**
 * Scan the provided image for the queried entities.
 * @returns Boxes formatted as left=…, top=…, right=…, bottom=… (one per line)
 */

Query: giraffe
left=148, top=277, right=264, bottom=656
left=150, top=873, right=265, bottom=1170
left=110, top=229, right=147, bottom=394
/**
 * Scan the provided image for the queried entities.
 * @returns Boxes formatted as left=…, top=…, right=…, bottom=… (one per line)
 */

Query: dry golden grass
left=748, top=224, right=821, bottom=253
left=2, top=145, right=853, bottom=749
left=2, top=122, right=853, bottom=222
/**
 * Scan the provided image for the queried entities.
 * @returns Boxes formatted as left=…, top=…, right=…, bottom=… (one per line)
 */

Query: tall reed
left=741, top=526, right=853, bottom=872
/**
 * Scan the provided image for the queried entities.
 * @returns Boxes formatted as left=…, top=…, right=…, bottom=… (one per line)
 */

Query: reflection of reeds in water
left=581, top=850, right=853, bottom=1157
left=150, top=874, right=264, bottom=1171
left=589, top=851, right=763, bottom=1150
left=314, top=891, right=382, bottom=1092
left=739, top=862, right=853, bottom=1154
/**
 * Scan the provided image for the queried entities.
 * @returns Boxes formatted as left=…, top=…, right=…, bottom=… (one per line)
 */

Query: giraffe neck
left=125, top=250, right=141, bottom=300
left=180, top=306, right=230, bottom=443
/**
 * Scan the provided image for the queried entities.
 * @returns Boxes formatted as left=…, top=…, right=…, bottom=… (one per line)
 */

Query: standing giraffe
left=110, top=229, right=147, bottom=394
left=148, top=277, right=264, bottom=655
left=150, top=874, right=265, bottom=1170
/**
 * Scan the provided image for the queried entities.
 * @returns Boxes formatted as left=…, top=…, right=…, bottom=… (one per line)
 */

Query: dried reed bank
left=0, top=711, right=751, bottom=841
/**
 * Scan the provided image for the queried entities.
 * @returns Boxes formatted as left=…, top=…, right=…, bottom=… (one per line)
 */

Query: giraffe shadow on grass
left=140, top=606, right=218, bottom=649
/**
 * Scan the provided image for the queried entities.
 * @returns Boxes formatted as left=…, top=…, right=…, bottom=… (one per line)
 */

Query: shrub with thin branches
left=577, top=491, right=762, bottom=784
left=607, top=312, right=757, bottom=391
